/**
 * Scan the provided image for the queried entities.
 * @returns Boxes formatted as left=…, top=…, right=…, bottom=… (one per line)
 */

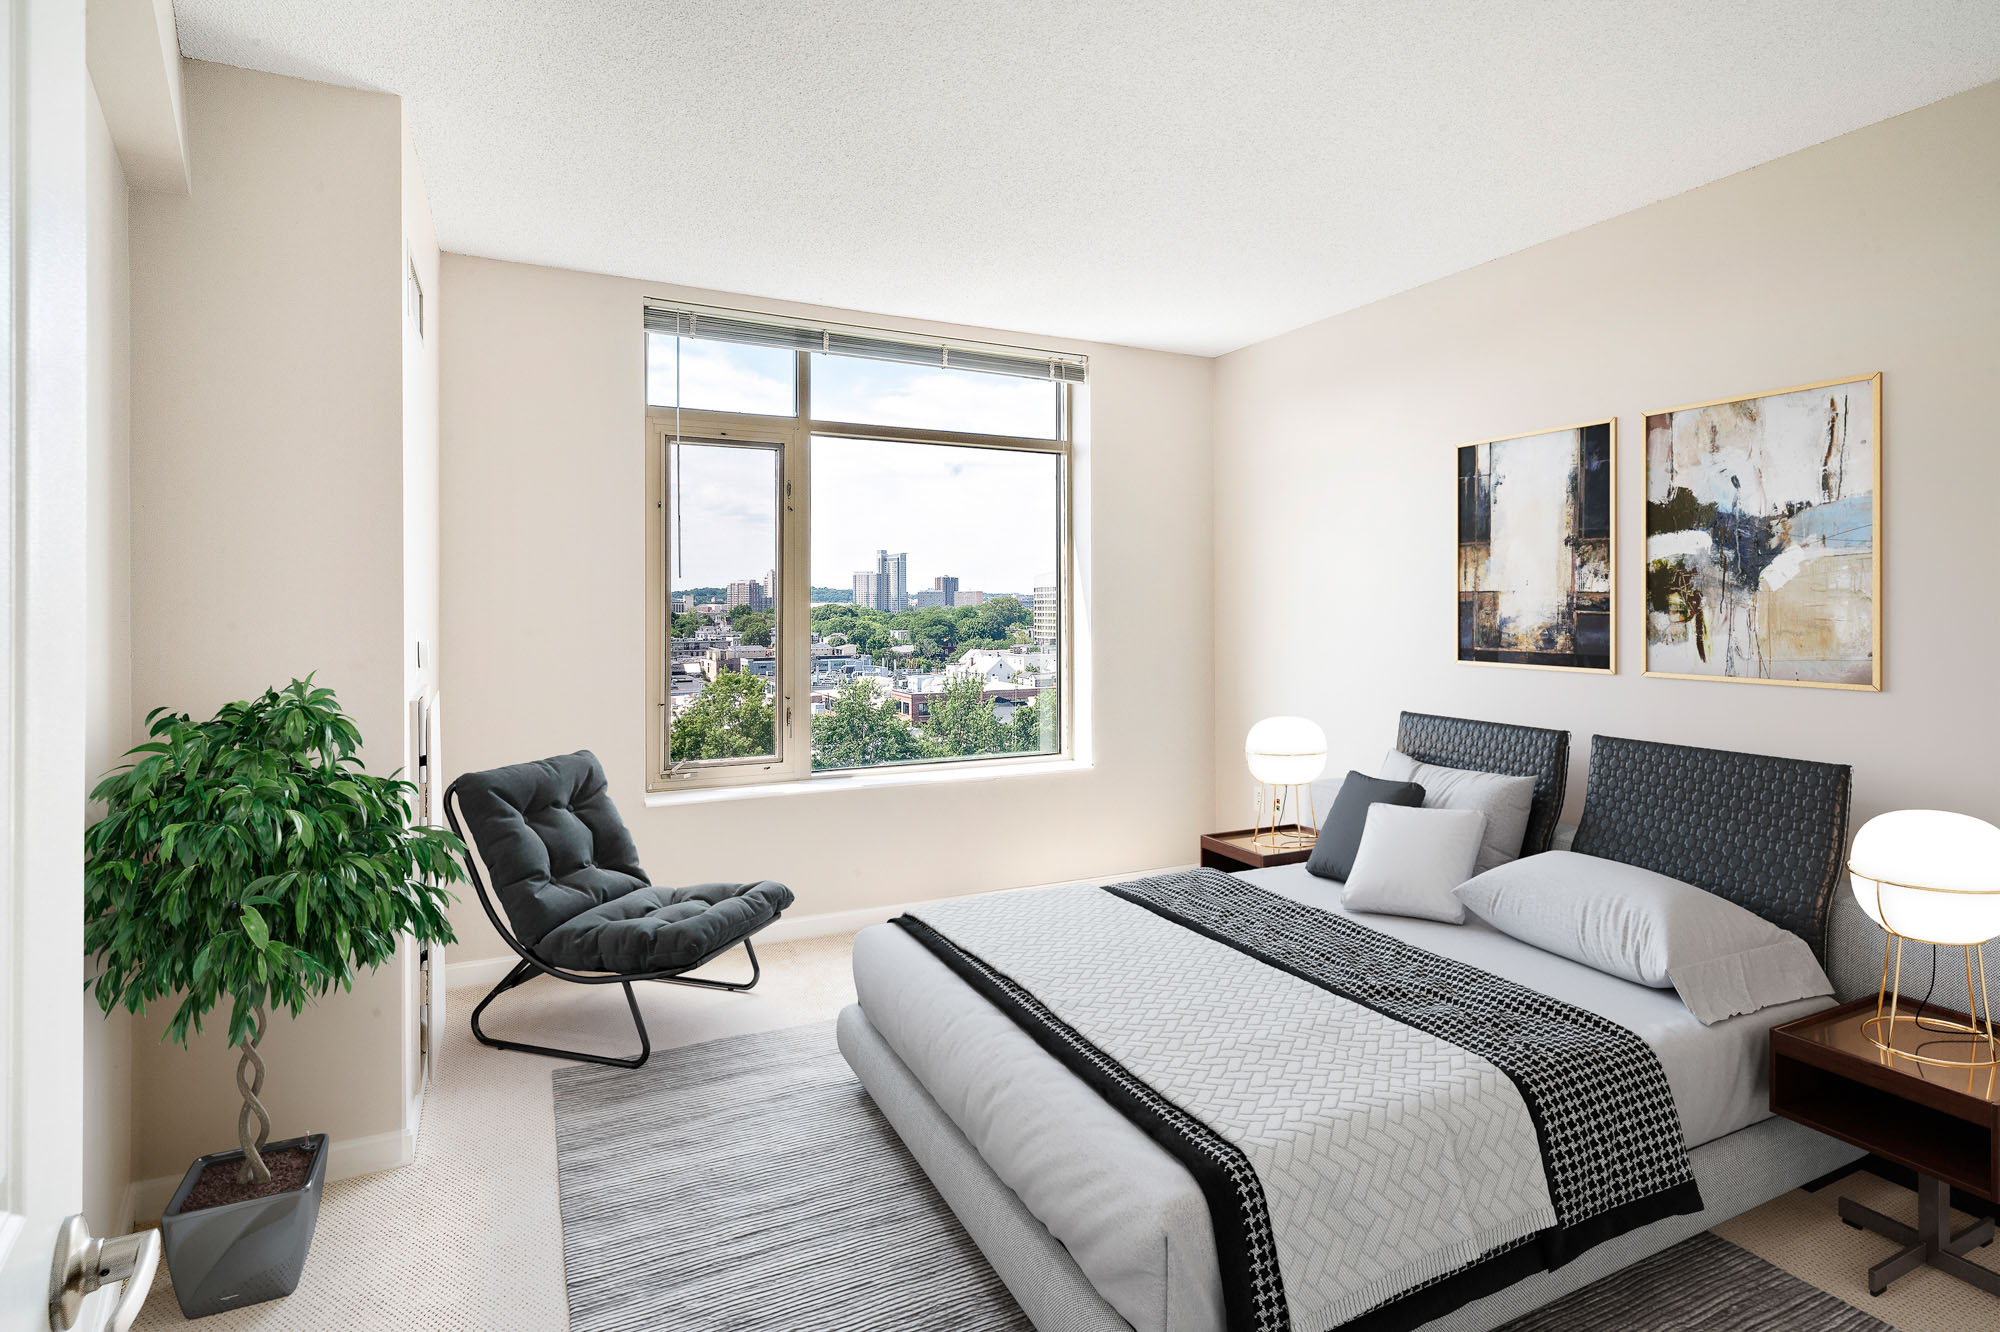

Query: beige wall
left=1211, top=80, right=2000, bottom=834
left=439, top=256, right=1215, bottom=962
left=83, top=78, right=135, bottom=1235
left=127, top=61, right=416, bottom=1183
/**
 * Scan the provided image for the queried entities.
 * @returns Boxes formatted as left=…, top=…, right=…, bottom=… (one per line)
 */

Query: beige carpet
left=1717, top=1168, right=2000, bottom=1332
left=134, top=933, right=859, bottom=1328
left=131, top=930, right=1999, bottom=1330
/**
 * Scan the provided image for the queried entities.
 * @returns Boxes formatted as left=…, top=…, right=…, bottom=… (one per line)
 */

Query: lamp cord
left=1908, top=944, right=1985, bottom=1062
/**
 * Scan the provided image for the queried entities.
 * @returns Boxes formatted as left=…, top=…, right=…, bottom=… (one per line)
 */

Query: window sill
left=643, top=755, right=1092, bottom=808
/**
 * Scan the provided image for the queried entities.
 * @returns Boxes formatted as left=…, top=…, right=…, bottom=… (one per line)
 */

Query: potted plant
left=85, top=678, right=463, bottom=1317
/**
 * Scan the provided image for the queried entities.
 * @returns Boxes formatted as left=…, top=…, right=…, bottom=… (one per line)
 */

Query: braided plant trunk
left=235, top=1005, right=273, bottom=1184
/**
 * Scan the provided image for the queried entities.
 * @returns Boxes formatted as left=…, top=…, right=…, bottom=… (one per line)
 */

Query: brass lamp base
left=1866, top=933, right=1999, bottom=1070
left=1251, top=783, right=1318, bottom=851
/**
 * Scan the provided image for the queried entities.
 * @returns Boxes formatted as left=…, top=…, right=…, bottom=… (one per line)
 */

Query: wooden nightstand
left=1199, top=827, right=1316, bottom=873
left=1770, top=996, right=2000, bottom=1297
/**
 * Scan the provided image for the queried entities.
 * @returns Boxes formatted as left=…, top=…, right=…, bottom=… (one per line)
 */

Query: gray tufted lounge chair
left=444, top=750, right=794, bottom=1068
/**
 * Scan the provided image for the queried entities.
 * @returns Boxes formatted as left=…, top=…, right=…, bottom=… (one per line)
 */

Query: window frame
left=646, top=340, right=1074, bottom=792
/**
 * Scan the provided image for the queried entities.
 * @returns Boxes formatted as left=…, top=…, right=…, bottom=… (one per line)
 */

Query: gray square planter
left=158, top=1132, right=328, bottom=1318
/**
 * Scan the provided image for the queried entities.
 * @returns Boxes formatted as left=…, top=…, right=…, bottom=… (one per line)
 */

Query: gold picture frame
left=1642, top=373, right=1882, bottom=691
left=1455, top=418, right=1617, bottom=674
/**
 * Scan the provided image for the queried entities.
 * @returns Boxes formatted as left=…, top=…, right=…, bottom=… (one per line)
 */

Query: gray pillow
left=1304, top=771, right=1425, bottom=882
left=1341, top=805, right=1487, bottom=924
left=1454, top=851, right=1834, bottom=1024
left=1379, top=750, right=1536, bottom=873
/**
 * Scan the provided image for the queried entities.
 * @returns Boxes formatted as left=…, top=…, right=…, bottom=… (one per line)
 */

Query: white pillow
left=1341, top=804, right=1487, bottom=924
left=1454, top=851, right=1834, bottom=1024
left=1379, top=751, right=1536, bottom=873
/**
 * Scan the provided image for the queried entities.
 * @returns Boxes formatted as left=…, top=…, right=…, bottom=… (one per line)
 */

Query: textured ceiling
left=172, top=2, right=2000, bottom=356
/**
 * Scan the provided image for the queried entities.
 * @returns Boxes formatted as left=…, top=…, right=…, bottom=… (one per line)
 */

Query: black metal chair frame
left=444, top=780, right=777, bottom=1069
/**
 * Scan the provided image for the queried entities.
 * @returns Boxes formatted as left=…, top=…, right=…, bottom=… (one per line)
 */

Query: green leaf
left=80, top=676, right=465, bottom=1059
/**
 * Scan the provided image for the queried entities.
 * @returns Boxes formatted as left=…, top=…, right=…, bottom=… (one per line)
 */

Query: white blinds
left=644, top=304, right=1088, bottom=383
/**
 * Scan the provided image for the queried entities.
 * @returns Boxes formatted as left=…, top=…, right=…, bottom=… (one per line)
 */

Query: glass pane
left=809, top=436, right=1060, bottom=771
left=667, top=442, right=780, bottom=763
left=809, top=353, right=1059, bottom=439
left=648, top=333, right=797, bottom=416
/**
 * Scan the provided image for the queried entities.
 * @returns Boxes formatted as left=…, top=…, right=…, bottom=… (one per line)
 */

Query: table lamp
left=1849, top=809, right=2000, bottom=1068
left=1244, top=716, right=1327, bottom=850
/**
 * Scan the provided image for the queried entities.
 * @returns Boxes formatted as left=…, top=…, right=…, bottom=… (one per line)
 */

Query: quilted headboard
left=1570, top=734, right=1852, bottom=959
left=1394, top=712, right=1571, bottom=856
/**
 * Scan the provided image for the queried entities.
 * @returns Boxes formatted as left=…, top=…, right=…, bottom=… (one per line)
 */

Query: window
left=645, top=306, right=1081, bottom=790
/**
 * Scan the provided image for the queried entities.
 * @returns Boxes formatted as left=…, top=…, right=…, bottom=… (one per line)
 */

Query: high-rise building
left=885, top=551, right=908, bottom=610
left=727, top=579, right=771, bottom=612
left=1033, top=583, right=1059, bottom=647
left=851, top=550, right=909, bottom=611
left=915, top=575, right=959, bottom=610
left=952, top=590, right=986, bottom=606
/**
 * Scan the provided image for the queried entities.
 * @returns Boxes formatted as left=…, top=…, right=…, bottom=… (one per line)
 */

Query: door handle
left=48, top=1213, right=161, bottom=1332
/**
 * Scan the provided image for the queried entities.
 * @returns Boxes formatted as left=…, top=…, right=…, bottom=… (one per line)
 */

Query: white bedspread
left=851, top=863, right=1834, bottom=1332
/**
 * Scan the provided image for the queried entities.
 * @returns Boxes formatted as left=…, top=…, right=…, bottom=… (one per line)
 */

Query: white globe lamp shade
left=1849, top=809, right=2000, bottom=946
left=1244, top=717, right=1328, bottom=787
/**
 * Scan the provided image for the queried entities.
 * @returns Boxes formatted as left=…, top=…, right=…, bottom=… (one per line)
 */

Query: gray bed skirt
left=837, top=1003, right=1863, bottom=1332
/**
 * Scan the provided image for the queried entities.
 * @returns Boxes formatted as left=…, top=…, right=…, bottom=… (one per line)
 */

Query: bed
left=839, top=715, right=1871, bottom=1332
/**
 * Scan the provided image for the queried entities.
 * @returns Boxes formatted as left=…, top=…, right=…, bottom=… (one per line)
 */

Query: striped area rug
left=1497, top=1230, right=1894, bottom=1331
left=552, top=1020, right=1891, bottom=1332
left=551, top=1019, right=1030, bottom=1332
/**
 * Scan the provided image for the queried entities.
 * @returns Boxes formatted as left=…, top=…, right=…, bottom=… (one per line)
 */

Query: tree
left=967, top=597, right=1030, bottom=642
left=670, top=611, right=703, bottom=640
left=920, top=675, right=1007, bottom=759
left=84, top=679, right=463, bottom=1182
left=1007, top=694, right=1057, bottom=753
left=812, top=680, right=926, bottom=770
left=847, top=620, right=891, bottom=657
left=726, top=609, right=772, bottom=646
left=672, top=669, right=774, bottom=761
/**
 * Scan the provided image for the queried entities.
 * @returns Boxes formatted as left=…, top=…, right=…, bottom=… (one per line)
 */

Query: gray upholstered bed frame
left=842, top=718, right=1884, bottom=1331
left=1394, top=711, right=1570, bottom=857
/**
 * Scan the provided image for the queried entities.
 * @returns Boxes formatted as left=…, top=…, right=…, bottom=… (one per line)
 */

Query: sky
left=655, top=337, right=1061, bottom=592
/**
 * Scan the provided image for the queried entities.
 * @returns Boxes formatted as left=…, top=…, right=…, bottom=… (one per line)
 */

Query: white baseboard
left=125, top=1125, right=417, bottom=1226
left=441, top=861, right=1196, bottom=991
left=442, top=953, right=520, bottom=990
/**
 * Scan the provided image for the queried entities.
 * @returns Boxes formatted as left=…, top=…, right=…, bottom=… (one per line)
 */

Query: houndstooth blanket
left=896, top=870, right=1701, bottom=1332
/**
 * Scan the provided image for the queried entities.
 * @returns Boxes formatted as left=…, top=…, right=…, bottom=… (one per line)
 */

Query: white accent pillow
left=1379, top=751, right=1536, bottom=873
left=1341, top=804, right=1488, bottom=924
left=1454, top=851, right=1835, bottom=1024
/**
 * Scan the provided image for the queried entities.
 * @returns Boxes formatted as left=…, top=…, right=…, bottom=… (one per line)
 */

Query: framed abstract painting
left=1456, top=420, right=1615, bottom=672
left=1644, top=374, right=1881, bottom=690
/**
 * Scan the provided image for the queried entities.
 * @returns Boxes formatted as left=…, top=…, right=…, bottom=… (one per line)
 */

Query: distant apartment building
left=891, top=680, right=1042, bottom=724
left=851, top=549, right=908, bottom=611
left=1032, top=583, right=1059, bottom=647
left=727, top=578, right=771, bottom=612
left=952, top=589, right=986, bottom=606
left=914, top=575, right=957, bottom=609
